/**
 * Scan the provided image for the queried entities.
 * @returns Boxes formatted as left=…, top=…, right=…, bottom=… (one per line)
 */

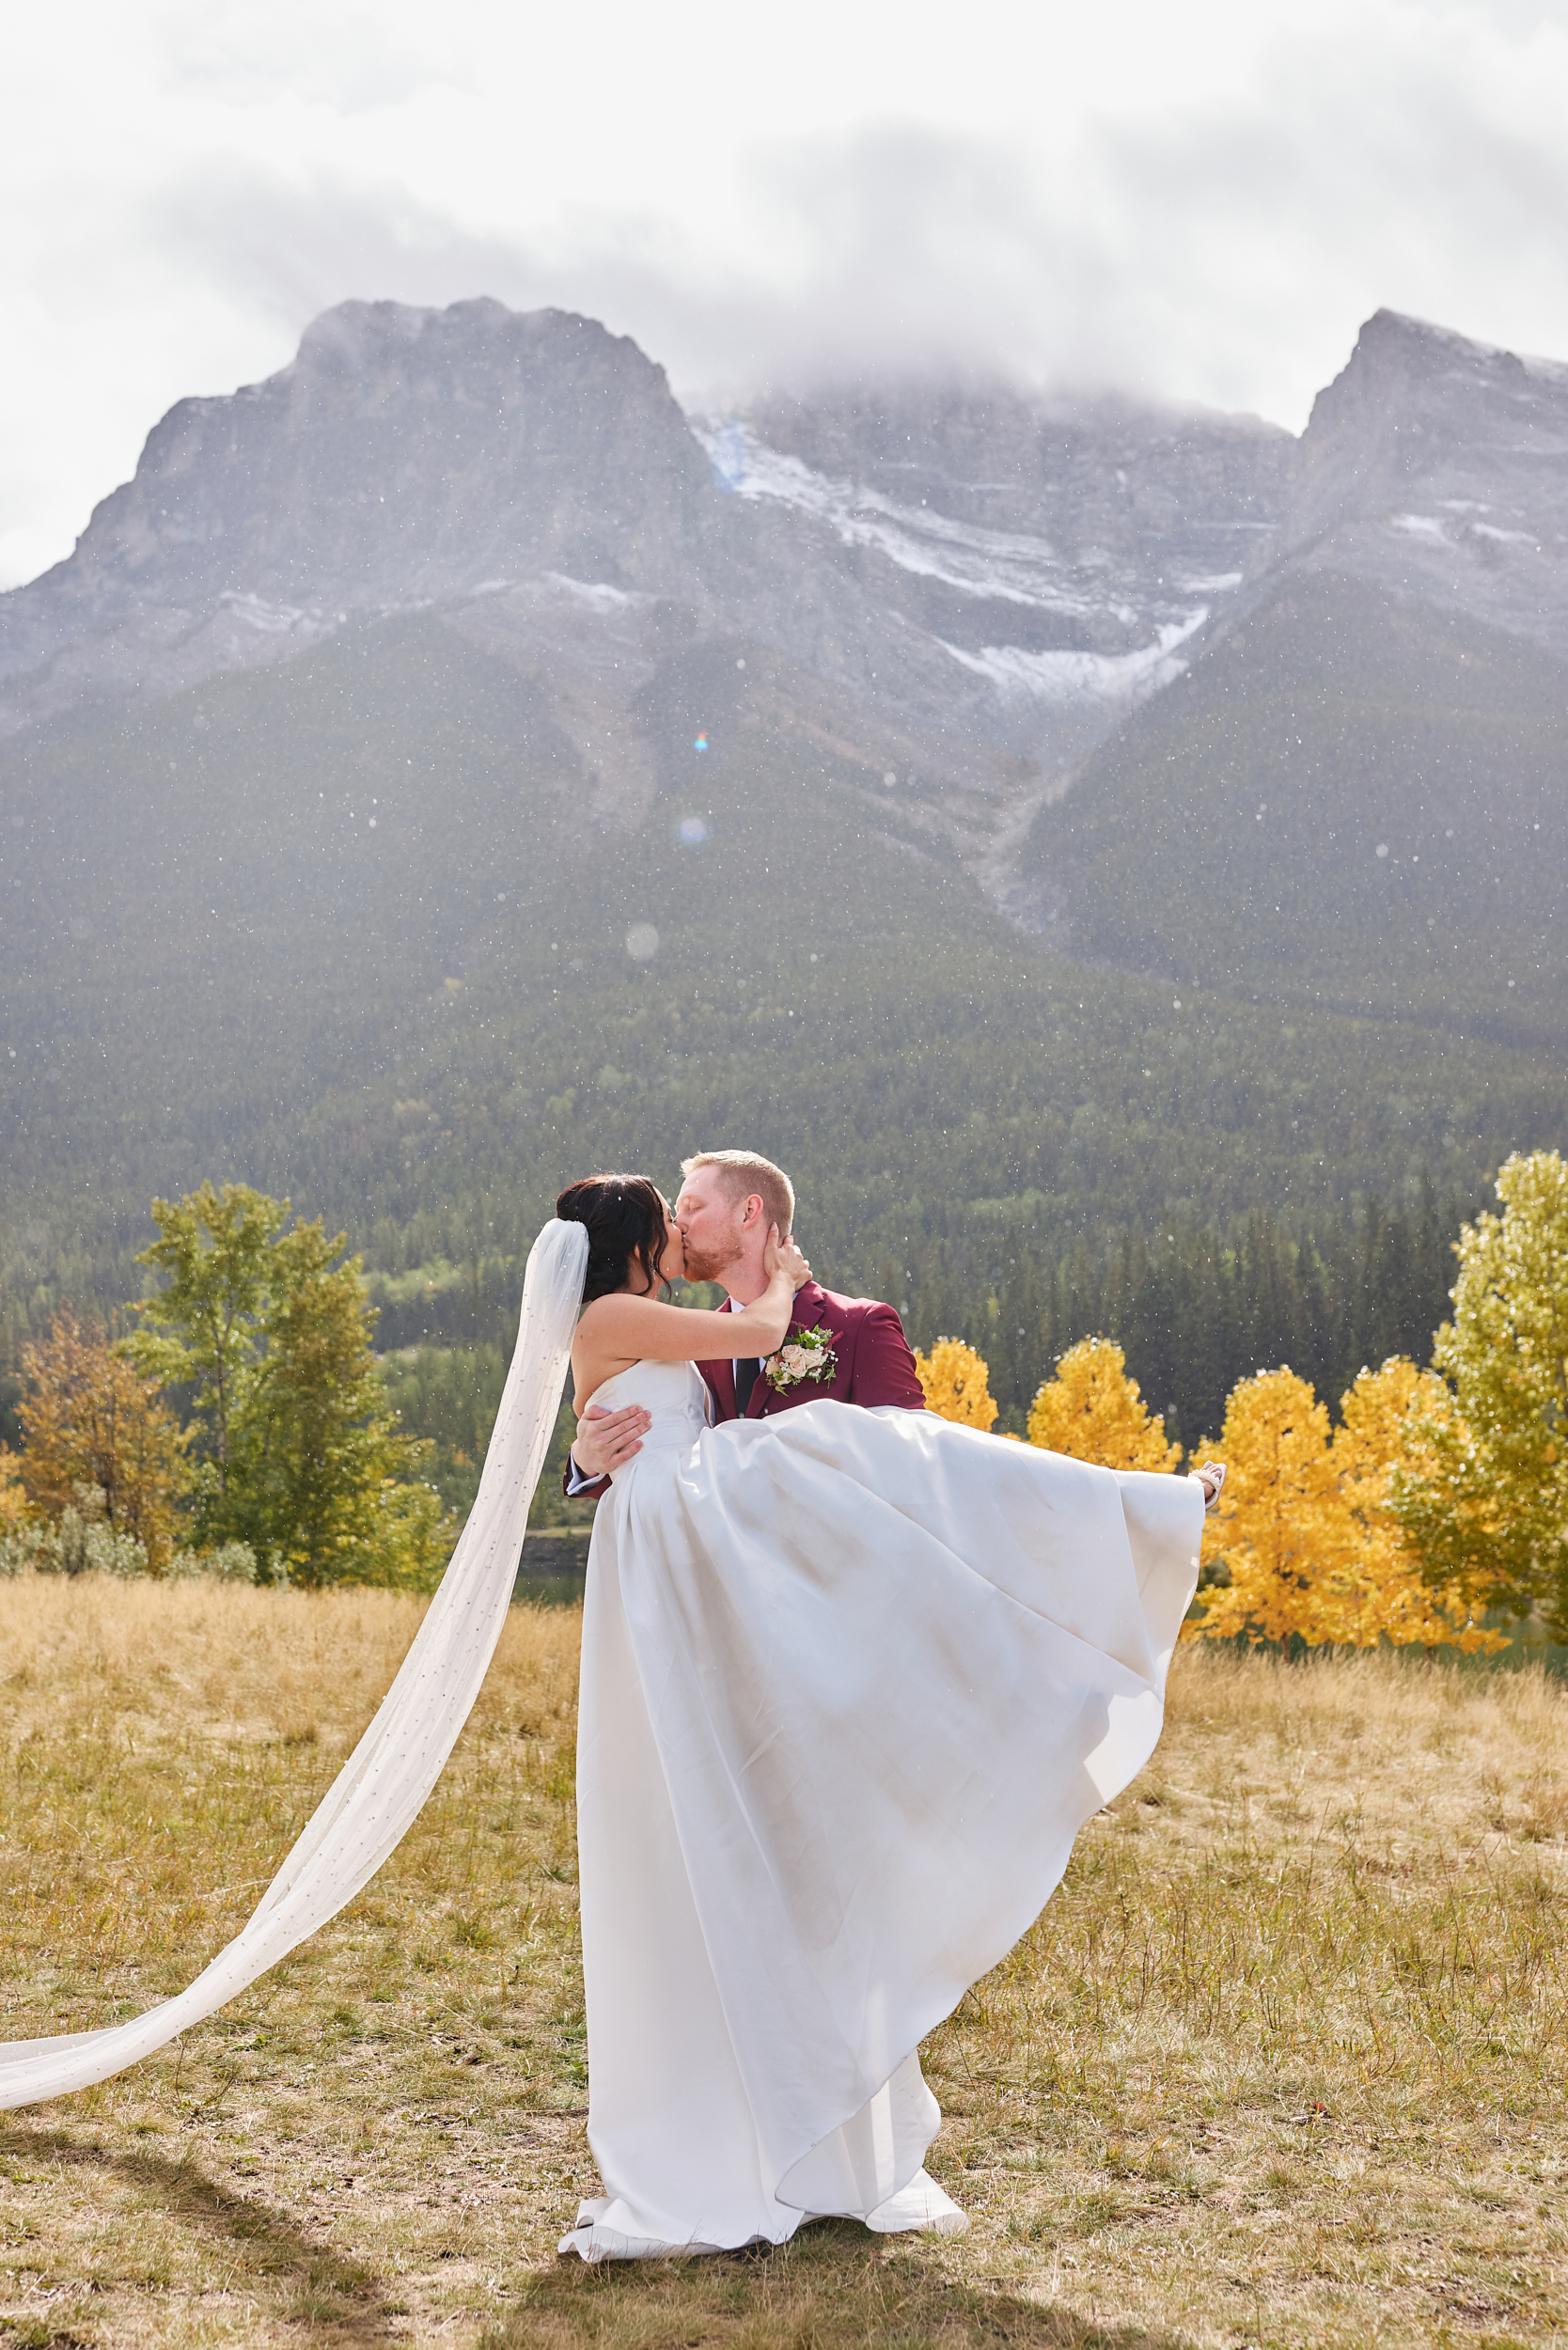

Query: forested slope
left=1024, top=571, right=1568, bottom=1047
left=2, top=598, right=1562, bottom=1360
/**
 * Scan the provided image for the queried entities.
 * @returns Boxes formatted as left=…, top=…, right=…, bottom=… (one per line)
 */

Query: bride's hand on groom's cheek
left=572, top=1402, right=652, bottom=1480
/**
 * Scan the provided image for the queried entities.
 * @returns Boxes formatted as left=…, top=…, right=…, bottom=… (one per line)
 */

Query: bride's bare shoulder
left=575, top=1292, right=620, bottom=1325
left=574, top=1291, right=669, bottom=1347
left=577, top=1291, right=656, bottom=1330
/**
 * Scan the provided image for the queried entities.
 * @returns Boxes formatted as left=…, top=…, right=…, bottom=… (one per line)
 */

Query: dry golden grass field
left=1, top=1574, right=1565, bottom=2350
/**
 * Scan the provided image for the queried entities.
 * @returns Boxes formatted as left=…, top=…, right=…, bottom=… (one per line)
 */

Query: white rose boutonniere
left=762, top=1324, right=838, bottom=1394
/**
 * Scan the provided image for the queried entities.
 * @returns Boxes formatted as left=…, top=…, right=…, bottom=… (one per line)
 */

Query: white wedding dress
left=560, top=1360, right=1203, bottom=2263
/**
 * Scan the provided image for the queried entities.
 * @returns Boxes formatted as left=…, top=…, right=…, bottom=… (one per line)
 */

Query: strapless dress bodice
left=587, top=1360, right=711, bottom=1455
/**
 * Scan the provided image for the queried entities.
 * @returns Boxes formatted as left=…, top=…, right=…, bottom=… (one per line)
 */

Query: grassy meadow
left=1, top=1574, right=1565, bottom=2350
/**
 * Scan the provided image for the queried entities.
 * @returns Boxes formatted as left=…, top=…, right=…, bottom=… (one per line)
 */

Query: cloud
left=143, top=25, right=1568, bottom=431
left=142, top=130, right=1118, bottom=403
left=8, top=0, right=1568, bottom=587
left=155, top=0, right=477, bottom=112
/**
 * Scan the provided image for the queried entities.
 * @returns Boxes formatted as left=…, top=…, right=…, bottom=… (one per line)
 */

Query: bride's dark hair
left=557, top=1174, right=670, bottom=1302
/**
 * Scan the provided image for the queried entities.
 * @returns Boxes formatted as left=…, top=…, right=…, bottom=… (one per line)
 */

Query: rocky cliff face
left=0, top=301, right=716, bottom=722
left=0, top=299, right=1294, bottom=790
left=60, top=299, right=711, bottom=611
left=736, top=380, right=1293, bottom=639
left=1254, top=307, right=1568, bottom=652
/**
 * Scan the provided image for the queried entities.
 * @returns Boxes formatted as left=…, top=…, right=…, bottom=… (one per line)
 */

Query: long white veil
left=0, top=1214, right=589, bottom=2113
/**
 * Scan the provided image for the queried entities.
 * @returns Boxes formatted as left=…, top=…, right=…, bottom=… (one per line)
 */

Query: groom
left=565, top=1148, right=926, bottom=1492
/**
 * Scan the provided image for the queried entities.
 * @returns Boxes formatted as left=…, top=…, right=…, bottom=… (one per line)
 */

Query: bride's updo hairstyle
left=557, top=1174, right=670, bottom=1302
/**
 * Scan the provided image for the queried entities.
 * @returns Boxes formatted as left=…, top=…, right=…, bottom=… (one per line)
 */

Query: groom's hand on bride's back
left=570, top=1401, right=651, bottom=1484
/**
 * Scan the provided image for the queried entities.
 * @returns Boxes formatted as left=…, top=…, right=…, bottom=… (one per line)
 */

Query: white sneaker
left=865, top=2168, right=968, bottom=2236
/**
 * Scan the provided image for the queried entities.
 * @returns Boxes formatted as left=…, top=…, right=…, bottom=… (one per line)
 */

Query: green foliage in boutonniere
left=762, top=1324, right=838, bottom=1393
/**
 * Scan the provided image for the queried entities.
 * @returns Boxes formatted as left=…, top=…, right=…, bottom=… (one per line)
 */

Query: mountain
left=0, top=298, right=1295, bottom=828
left=1257, top=307, right=1568, bottom=651
left=0, top=304, right=711, bottom=704
left=1021, top=312, right=1568, bottom=1048
left=0, top=298, right=1564, bottom=1354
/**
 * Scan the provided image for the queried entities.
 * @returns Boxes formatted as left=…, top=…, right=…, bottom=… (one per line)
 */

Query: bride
left=0, top=1178, right=1211, bottom=2269
left=552, top=1171, right=1209, bottom=2260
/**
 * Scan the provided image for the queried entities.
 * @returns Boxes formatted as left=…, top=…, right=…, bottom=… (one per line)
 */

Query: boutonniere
left=762, top=1324, right=838, bottom=1393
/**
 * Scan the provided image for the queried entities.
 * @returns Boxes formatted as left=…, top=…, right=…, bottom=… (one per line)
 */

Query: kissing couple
left=550, top=1149, right=1220, bottom=2259
left=561, top=1147, right=928, bottom=1498
left=0, top=1147, right=1220, bottom=2271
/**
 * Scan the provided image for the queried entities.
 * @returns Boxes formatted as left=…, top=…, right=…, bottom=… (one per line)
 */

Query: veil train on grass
left=0, top=1218, right=588, bottom=2115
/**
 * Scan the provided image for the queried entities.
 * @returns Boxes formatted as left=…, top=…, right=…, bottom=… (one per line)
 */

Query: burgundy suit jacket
left=697, top=1279, right=927, bottom=1422
left=565, top=1278, right=925, bottom=1498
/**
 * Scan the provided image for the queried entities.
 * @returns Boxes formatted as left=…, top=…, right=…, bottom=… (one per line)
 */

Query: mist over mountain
left=1, top=295, right=1564, bottom=1341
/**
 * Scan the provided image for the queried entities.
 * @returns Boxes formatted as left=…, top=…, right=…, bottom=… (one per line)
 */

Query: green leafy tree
left=126, top=1183, right=450, bottom=1588
left=1392, top=1150, right=1568, bottom=1635
left=123, top=1182, right=287, bottom=1514
left=233, top=1215, right=447, bottom=1587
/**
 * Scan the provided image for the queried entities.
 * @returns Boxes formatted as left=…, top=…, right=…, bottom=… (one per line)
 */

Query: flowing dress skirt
left=560, top=1371, right=1202, bottom=2260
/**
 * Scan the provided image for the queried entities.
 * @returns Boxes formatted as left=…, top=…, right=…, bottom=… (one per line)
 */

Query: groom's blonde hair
left=682, top=1150, right=795, bottom=1238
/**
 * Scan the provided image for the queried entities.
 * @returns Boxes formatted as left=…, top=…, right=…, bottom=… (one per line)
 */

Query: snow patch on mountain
left=941, top=608, right=1208, bottom=707
left=541, top=573, right=644, bottom=612
left=218, top=590, right=337, bottom=636
left=695, top=421, right=1125, bottom=622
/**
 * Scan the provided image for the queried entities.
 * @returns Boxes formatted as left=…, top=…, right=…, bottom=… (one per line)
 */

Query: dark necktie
left=733, top=1355, right=761, bottom=1418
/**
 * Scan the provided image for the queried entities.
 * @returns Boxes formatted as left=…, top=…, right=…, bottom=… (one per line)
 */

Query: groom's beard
left=680, top=1236, right=742, bottom=1285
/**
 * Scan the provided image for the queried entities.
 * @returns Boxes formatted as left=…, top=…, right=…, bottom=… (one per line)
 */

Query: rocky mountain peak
left=1307, top=303, right=1567, bottom=475
left=1254, top=307, right=1568, bottom=651
left=66, top=298, right=707, bottom=613
left=1291, top=310, right=1531, bottom=529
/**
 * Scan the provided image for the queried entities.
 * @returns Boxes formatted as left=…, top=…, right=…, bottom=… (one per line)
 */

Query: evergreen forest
left=2, top=599, right=1564, bottom=1517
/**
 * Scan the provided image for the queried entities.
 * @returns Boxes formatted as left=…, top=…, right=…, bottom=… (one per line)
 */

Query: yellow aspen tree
left=914, top=1338, right=999, bottom=1430
left=1186, top=1368, right=1347, bottom=1642
left=1027, top=1337, right=1182, bottom=1471
left=1325, top=1359, right=1505, bottom=1653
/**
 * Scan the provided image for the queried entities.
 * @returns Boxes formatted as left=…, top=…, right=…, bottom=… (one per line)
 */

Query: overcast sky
left=6, top=0, right=1568, bottom=587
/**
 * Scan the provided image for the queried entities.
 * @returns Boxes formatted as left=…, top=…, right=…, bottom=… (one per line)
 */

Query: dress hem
left=558, top=2169, right=968, bottom=2263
